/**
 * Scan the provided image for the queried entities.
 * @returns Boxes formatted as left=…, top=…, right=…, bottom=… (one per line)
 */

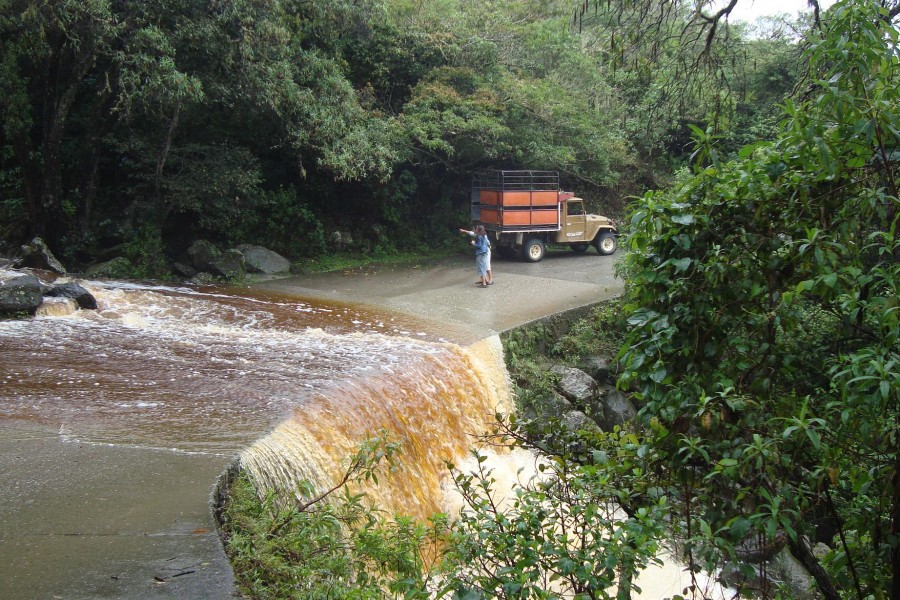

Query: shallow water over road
left=0, top=282, right=474, bottom=455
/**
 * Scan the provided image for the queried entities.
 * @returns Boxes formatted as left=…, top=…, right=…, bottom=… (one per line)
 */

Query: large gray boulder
left=85, top=256, right=132, bottom=278
left=520, top=391, right=573, bottom=422
left=236, top=244, right=290, bottom=274
left=0, top=272, right=43, bottom=313
left=578, top=355, right=612, bottom=383
left=208, top=249, right=245, bottom=280
left=601, top=389, right=637, bottom=430
left=186, top=240, right=221, bottom=272
left=19, top=237, right=66, bottom=274
left=550, top=365, right=598, bottom=406
left=561, top=410, right=602, bottom=434
left=46, top=281, right=97, bottom=309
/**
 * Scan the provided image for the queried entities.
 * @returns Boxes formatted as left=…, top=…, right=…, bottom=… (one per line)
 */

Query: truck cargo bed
left=472, top=170, right=564, bottom=229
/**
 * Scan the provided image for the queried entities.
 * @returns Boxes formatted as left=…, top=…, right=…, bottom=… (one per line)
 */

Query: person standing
left=459, top=225, right=493, bottom=287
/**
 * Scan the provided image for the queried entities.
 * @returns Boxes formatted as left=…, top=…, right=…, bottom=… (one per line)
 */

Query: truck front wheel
left=595, top=232, right=617, bottom=255
left=522, top=238, right=545, bottom=262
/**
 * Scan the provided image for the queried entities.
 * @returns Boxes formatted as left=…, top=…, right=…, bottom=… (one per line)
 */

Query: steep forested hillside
left=1, top=0, right=807, bottom=274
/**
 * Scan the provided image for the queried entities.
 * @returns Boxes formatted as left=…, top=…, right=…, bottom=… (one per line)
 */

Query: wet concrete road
left=258, top=250, right=624, bottom=343
left=0, top=249, right=623, bottom=599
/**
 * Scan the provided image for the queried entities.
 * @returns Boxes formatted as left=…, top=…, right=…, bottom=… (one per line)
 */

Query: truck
left=471, top=170, right=618, bottom=262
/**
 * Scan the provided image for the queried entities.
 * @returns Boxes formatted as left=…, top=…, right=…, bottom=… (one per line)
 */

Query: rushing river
left=0, top=280, right=510, bottom=519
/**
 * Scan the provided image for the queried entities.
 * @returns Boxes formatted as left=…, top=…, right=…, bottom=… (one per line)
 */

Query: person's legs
left=475, top=254, right=488, bottom=286
left=485, top=250, right=493, bottom=284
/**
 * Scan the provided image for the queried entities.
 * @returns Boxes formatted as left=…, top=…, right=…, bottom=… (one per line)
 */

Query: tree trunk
left=786, top=536, right=840, bottom=600
left=154, top=99, right=182, bottom=202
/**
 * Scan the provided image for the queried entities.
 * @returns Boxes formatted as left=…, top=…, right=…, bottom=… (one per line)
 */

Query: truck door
left=562, top=200, right=587, bottom=242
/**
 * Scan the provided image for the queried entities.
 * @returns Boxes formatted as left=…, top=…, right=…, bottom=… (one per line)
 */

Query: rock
left=812, top=542, right=831, bottom=559
left=561, top=410, right=602, bottom=434
left=236, top=244, right=290, bottom=274
left=770, top=546, right=818, bottom=600
left=601, top=389, right=637, bottom=430
left=578, top=355, right=612, bottom=383
left=19, top=237, right=66, bottom=274
left=85, top=256, right=133, bottom=278
left=0, top=273, right=43, bottom=313
left=520, top=391, right=573, bottom=422
left=186, top=240, right=221, bottom=272
left=550, top=365, right=598, bottom=406
left=329, top=230, right=354, bottom=248
left=735, top=531, right=786, bottom=563
left=189, top=272, right=218, bottom=285
left=46, top=281, right=97, bottom=309
left=208, top=249, right=245, bottom=280
left=172, top=261, right=197, bottom=278
left=721, top=545, right=818, bottom=600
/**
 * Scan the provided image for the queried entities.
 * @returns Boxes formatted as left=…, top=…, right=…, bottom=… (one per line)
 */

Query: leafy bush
left=230, top=187, right=327, bottom=259
left=618, top=1, right=900, bottom=595
left=219, top=432, right=442, bottom=599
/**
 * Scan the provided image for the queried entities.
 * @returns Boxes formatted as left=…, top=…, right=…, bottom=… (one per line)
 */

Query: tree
left=619, top=0, right=899, bottom=596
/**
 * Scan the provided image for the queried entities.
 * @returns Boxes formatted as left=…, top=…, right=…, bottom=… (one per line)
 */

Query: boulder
left=601, top=389, right=637, bottom=430
left=520, top=391, right=573, bottom=422
left=46, top=281, right=97, bottom=309
left=0, top=273, right=43, bottom=313
left=770, top=547, right=818, bottom=600
left=236, top=244, right=290, bottom=274
left=172, top=261, right=197, bottom=278
left=550, top=365, right=598, bottom=406
left=19, top=237, right=66, bottom=274
left=578, top=355, right=612, bottom=383
left=85, top=256, right=133, bottom=278
left=189, top=272, right=218, bottom=285
left=186, top=240, right=221, bottom=272
left=561, top=410, right=602, bottom=434
left=208, top=249, right=245, bottom=280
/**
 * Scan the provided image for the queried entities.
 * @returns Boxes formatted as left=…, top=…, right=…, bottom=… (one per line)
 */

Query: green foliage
left=123, top=224, right=169, bottom=279
left=229, top=187, right=326, bottom=259
left=444, top=423, right=666, bottom=599
left=618, top=1, right=900, bottom=595
left=548, top=303, right=628, bottom=362
left=220, top=431, right=442, bottom=599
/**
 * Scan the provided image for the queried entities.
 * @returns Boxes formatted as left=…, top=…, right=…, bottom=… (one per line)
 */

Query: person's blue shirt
left=473, top=234, right=490, bottom=255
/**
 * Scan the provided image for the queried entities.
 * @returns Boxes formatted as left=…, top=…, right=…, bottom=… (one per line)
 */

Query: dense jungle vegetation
left=3, top=0, right=812, bottom=273
left=6, top=0, right=898, bottom=598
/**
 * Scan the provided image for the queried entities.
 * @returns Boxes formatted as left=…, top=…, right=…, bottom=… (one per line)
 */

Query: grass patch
left=291, top=248, right=461, bottom=274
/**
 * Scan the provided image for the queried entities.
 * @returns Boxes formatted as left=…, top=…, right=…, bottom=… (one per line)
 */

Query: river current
left=0, top=280, right=511, bottom=518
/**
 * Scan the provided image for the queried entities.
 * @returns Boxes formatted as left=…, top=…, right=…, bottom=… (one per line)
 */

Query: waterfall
left=239, top=336, right=512, bottom=520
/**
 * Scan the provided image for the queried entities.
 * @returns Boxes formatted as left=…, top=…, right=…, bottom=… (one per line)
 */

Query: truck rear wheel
left=595, top=232, right=617, bottom=255
left=522, top=238, right=545, bottom=262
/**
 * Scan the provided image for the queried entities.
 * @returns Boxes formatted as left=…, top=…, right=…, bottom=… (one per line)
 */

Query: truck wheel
left=522, top=238, right=545, bottom=262
left=595, top=232, right=617, bottom=255
left=570, top=243, right=589, bottom=253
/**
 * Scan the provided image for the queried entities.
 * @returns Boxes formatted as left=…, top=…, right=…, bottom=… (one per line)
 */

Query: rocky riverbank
left=0, top=236, right=293, bottom=318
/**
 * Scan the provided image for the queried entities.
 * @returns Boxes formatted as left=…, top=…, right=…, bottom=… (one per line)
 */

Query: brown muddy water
left=1, top=280, right=510, bottom=517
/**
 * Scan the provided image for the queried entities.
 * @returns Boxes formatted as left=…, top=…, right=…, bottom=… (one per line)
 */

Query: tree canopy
left=0, top=0, right=819, bottom=272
